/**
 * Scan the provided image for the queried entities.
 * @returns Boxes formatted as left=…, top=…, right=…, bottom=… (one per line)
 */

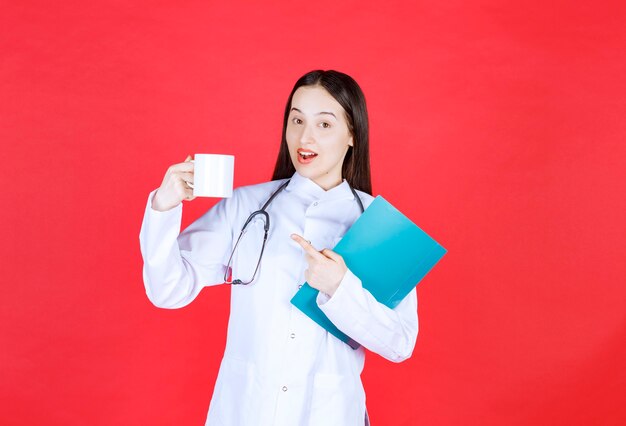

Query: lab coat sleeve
left=139, top=189, right=234, bottom=309
left=316, top=269, right=418, bottom=363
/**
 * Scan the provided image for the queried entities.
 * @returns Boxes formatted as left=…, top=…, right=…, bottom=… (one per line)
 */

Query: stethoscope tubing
left=226, top=178, right=364, bottom=285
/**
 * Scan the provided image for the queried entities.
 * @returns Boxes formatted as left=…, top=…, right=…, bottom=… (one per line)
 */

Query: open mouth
left=297, top=149, right=318, bottom=164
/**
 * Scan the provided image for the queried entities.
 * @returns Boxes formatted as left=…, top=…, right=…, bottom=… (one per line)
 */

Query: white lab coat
left=139, top=171, right=418, bottom=426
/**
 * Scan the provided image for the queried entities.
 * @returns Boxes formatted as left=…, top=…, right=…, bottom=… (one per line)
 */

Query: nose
left=299, top=123, right=315, bottom=145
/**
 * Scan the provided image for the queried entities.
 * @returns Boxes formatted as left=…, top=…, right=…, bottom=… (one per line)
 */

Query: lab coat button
left=282, top=386, right=288, bottom=392
left=313, top=201, right=318, bottom=206
left=290, top=333, right=296, bottom=339
left=298, top=284, right=302, bottom=289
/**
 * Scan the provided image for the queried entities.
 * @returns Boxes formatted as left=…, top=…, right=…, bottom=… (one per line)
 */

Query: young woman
left=139, top=70, right=418, bottom=426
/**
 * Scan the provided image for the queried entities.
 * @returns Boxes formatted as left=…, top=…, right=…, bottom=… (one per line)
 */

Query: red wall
left=2, top=1, right=625, bottom=425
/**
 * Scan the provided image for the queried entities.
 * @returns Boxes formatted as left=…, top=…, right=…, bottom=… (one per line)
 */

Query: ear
left=348, top=135, right=354, bottom=147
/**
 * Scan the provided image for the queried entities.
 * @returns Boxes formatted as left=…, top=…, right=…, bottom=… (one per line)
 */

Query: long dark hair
left=271, top=70, right=372, bottom=195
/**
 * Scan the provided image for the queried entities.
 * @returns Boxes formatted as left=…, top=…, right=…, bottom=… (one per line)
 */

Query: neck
left=312, top=174, right=343, bottom=191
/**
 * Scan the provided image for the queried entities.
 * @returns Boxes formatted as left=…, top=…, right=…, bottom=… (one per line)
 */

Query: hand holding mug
left=151, top=154, right=235, bottom=211
left=151, top=155, right=195, bottom=212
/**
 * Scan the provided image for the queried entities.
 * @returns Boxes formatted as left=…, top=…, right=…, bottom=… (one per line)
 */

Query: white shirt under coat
left=139, top=171, right=419, bottom=426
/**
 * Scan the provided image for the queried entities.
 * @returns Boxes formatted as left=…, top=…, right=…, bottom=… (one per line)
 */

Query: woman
left=139, top=70, right=418, bottom=426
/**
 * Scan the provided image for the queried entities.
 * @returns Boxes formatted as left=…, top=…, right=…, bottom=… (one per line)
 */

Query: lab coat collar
left=286, top=171, right=355, bottom=203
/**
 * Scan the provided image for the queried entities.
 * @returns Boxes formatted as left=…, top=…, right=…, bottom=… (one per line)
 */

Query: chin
left=293, top=166, right=317, bottom=179
left=289, top=158, right=310, bottom=176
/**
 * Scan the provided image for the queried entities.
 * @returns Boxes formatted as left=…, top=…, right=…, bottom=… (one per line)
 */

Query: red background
left=2, top=1, right=625, bottom=425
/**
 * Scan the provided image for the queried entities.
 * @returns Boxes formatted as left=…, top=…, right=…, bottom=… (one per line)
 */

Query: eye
left=320, top=122, right=331, bottom=129
left=292, top=117, right=303, bottom=125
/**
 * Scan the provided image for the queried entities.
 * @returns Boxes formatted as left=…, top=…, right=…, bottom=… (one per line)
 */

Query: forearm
left=139, top=190, right=229, bottom=309
left=139, top=191, right=197, bottom=308
left=317, top=269, right=419, bottom=362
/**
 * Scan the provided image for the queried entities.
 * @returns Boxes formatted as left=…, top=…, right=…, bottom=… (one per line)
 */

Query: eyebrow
left=290, top=107, right=336, bottom=118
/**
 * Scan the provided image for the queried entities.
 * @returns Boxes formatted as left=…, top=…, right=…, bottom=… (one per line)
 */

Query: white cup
left=191, top=154, right=234, bottom=198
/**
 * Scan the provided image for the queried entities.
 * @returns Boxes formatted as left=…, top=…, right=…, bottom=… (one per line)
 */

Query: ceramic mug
left=190, top=154, right=234, bottom=198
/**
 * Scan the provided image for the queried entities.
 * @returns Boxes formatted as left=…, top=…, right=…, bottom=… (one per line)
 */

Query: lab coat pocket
left=308, top=372, right=359, bottom=426
left=215, top=357, right=258, bottom=425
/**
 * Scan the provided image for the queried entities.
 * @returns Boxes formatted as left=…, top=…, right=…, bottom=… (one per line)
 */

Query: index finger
left=172, top=159, right=194, bottom=172
left=291, top=234, right=324, bottom=259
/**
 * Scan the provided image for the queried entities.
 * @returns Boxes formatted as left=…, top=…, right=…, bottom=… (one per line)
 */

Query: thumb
left=321, top=248, right=343, bottom=263
left=185, top=155, right=193, bottom=162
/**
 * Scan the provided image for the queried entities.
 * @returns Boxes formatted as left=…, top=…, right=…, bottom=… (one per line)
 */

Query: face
left=286, top=85, right=353, bottom=190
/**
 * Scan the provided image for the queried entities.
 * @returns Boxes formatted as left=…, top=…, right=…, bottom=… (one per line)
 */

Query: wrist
left=151, top=190, right=175, bottom=212
left=325, top=271, right=346, bottom=297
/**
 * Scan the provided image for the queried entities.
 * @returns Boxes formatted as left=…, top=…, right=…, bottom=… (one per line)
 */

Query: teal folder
left=290, top=196, right=447, bottom=349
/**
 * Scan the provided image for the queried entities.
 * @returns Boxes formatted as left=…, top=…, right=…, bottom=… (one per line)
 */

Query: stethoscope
left=224, top=179, right=365, bottom=285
